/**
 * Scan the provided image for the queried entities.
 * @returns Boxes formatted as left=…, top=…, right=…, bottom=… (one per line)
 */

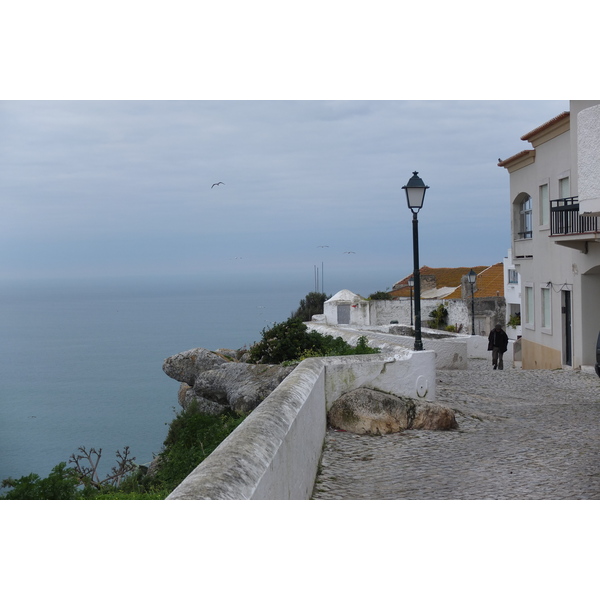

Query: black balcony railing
left=550, top=196, right=600, bottom=236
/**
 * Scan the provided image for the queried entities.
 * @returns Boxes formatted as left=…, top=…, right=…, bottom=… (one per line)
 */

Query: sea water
left=0, top=278, right=308, bottom=486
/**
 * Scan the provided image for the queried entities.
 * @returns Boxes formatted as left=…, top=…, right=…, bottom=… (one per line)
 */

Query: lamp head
left=403, top=171, right=429, bottom=212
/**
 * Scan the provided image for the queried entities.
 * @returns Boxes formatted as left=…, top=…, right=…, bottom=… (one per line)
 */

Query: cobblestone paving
left=311, top=359, right=600, bottom=499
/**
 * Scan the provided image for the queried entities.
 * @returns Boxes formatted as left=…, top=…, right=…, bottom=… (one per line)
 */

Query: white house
left=503, top=248, right=522, bottom=341
left=322, top=289, right=370, bottom=326
left=499, top=101, right=600, bottom=370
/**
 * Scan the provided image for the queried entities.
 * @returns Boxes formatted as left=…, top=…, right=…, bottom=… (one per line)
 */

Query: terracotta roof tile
left=497, top=149, right=535, bottom=168
left=520, top=111, right=569, bottom=142
left=445, top=263, right=504, bottom=299
left=391, top=265, right=490, bottom=298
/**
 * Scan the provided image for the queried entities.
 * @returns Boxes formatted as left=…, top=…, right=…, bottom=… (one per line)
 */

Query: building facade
left=503, top=248, right=522, bottom=341
left=499, top=101, right=600, bottom=370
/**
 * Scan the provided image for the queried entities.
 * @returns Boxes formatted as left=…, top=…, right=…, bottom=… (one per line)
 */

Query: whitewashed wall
left=306, top=322, right=469, bottom=370
left=369, top=298, right=470, bottom=332
left=166, top=343, right=437, bottom=500
left=578, top=102, right=600, bottom=216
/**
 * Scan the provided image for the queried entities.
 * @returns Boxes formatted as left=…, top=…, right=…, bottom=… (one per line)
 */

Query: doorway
left=337, top=304, right=350, bottom=324
left=562, top=290, right=572, bottom=366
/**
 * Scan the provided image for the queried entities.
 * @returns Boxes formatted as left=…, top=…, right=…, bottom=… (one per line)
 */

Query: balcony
left=550, top=196, right=600, bottom=251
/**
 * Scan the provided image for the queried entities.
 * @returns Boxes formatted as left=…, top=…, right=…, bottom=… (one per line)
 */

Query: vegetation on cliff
left=248, top=317, right=379, bottom=364
left=290, top=291, right=330, bottom=321
left=1, top=407, right=245, bottom=500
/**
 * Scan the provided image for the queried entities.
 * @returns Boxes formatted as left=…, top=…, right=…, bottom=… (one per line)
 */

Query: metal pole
left=471, top=282, right=475, bottom=335
left=409, top=285, right=413, bottom=326
left=412, top=211, right=423, bottom=351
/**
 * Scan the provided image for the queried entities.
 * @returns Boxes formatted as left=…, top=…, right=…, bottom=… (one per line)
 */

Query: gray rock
left=191, top=363, right=295, bottom=414
left=328, top=387, right=457, bottom=435
left=163, top=348, right=295, bottom=415
left=163, top=348, right=229, bottom=386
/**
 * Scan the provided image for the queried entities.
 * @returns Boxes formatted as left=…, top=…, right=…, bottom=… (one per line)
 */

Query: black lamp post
left=408, top=276, right=414, bottom=326
left=467, top=268, right=477, bottom=335
left=403, top=171, right=429, bottom=351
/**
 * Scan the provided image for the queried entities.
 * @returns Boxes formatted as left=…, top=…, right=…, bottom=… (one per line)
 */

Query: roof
left=325, top=289, right=365, bottom=303
left=421, top=286, right=457, bottom=299
left=520, top=111, right=570, bottom=144
left=391, top=264, right=504, bottom=299
left=499, top=111, right=570, bottom=171
left=497, top=149, right=535, bottom=170
left=391, top=266, right=488, bottom=297
left=445, top=263, right=505, bottom=299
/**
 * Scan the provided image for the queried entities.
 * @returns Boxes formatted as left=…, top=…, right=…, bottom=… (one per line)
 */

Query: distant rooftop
left=391, top=263, right=505, bottom=299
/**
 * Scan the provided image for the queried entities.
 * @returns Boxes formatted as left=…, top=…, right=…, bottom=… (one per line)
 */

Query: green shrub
left=153, top=403, right=246, bottom=491
left=428, top=303, right=448, bottom=330
left=1, top=405, right=246, bottom=500
left=368, top=290, right=392, bottom=300
left=1, top=462, right=86, bottom=500
left=507, top=313, right=521, bottom=328
left=249, top=318, right=379, bottom=364
left=291, top=292, right=330, bottom=321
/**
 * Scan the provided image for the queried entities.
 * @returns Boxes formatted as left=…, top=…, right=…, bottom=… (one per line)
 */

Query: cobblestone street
left=312, top=359, right=600, bottom=500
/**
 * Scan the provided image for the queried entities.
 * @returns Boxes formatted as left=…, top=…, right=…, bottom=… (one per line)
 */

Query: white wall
left=368, top=298, right=470, bottom=333
left=503, top=249, right=522, bottom=340
left=306, top=322, right=469, bottom=370
left=577, top=102, right=600, bottom=216
left=166, top=344, right=437, bottom=500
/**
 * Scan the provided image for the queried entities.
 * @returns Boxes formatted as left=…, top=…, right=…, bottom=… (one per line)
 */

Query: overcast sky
left=1, top=100, right=569, bottom=296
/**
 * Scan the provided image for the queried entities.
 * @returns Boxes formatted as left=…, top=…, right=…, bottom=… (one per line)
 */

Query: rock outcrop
left=328, top=387, right=457, bottom=435
left=163, top=348, right=295, bottom=415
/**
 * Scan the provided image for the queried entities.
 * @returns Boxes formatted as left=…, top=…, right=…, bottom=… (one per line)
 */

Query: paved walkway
left=311, top=359, right=600, bottom=500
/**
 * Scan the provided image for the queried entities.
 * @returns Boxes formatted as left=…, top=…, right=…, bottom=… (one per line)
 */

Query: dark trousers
left=492, top=347, right=504, bottom=370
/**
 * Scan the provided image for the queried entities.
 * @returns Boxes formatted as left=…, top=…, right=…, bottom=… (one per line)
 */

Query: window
left=520, top=196, right=533, bottom=238
left=508, top=269, right=519, bottom=284
left=539, top=183, right=549, bottom=226
left=559, top=176, right=570, bottom=198
left=541, top=286, right=551, bottom=330
left=524, top=285, right=534, bottom=327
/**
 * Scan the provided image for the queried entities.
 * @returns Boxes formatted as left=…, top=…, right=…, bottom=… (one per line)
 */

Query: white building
left=503, top=248, right=522, bottom=341
left=499, top=101, right=600, bottom=370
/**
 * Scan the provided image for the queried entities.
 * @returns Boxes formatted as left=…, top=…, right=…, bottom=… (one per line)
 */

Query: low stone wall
left=467, top=335, right=515, bottom=367
left=306, top=322, right=469, bottom=370
left=166, top=348, right=436, bottom=500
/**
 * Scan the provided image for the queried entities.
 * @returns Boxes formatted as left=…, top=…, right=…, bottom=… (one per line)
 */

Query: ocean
left=0, top=278, right=310, bottom=487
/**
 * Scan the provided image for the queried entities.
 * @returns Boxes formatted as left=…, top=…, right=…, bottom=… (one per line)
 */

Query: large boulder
left=328, top=388, right=457, bottom=435
left=163, top=348, right=295, bottom=415
left=163, top=348, right=229, bottom=386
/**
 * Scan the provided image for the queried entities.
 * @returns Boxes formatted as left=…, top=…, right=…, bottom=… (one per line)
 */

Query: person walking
left=488, top=324, right=509, bottom=370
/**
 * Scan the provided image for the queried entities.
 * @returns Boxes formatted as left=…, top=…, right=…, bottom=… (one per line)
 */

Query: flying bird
left=211, top=182, right=225, bottom=188
left=343, top=251, right=356, bottom=254
left=317, top=245, right=329, bottom=248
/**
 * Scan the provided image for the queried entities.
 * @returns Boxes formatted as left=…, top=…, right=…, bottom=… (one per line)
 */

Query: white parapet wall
left=306, top=322, right=469, bottom=370
left=166, top=346, right=436, bottom=500
left=467, top=334, right=515, bottom=367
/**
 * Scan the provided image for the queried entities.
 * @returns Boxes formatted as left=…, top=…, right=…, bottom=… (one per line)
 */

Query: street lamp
left=408, top=276, right=414, bottom=326
left=403, top=171, right=429, bottom=351
left=467, top=268, right=477, bottom=335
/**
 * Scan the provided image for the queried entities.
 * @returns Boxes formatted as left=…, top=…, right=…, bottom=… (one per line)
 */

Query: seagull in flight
left=317, top=245, right=329, bottom=248
left=343, top=251, right=356, bottom=254
left=211, top=182, right=225, bottom=188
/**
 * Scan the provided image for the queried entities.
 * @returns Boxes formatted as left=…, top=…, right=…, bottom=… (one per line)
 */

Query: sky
left=0, top=99, right=570, bottom=297
left=3, top=4, right=595, bottom=298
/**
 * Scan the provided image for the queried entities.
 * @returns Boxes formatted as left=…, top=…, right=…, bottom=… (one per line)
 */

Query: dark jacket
left=488, top=328, right=509, bottom=353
